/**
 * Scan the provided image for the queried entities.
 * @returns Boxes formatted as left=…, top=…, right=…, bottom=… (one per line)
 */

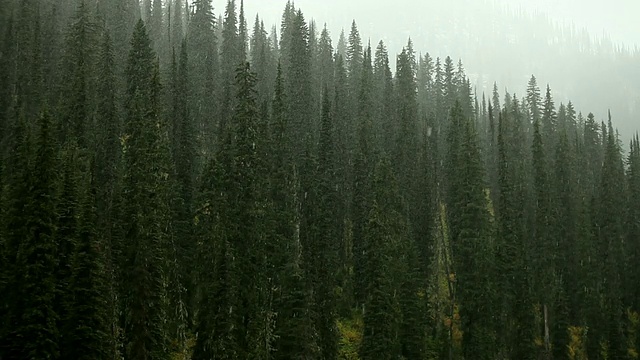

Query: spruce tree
left=219, top=0, right=241, bottom=144
left=394, top=44, right=418, bottom=194
left=360, top=158, right=405, bottom=360
left=526, top=75, right=542, bottom=125
left=542, top=85, right=558, bottom=145
left=592, top=118, right=627, bottom=359
left=9, top=110, right=60, bottom=359
left=187, top=0, right=219, bottom=154
left=531, top=117, right=554, bottom=359
left=627, top=135, right=640, bottom=312
left=352, top=46, right=375, bottom=309
left=167, top=39, right=193, bottom=349
left=268, top=63, right=320, bottom=360
left=447, top=101, right=496, bottom=360
left=0, top=108, right=31, bottom=359
left=372, top=41, right=394, bottom=155
left=119, top=20, right=171, bottom=359
left=496, top=109, right=537, bottom=359
left=313, top=86, right=340, bottom=359
left=283, top=9, right=313, bottom=161
left=192, top=152, right=238, bottom=360
left=63, top=165, right=114, bottom=360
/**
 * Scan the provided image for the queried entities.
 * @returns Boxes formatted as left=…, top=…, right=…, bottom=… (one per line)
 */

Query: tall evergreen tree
left=187, top=0, right=219, bottom=155
left=267, top=63, right=320, bottom=360
left=526, top=75, right=542, bottom=125
left=531, top=117, right=554, bottom=359
left=496, top=109, right=537, bottom=359
left=360, top=158, right=406, bottom=360
left=447, top=101, right=496, bottom=360
left=627, top=135, right=640, bottom=312
left=310, top=86, right=340, bottom=359
left=592, top=117, right=627, bottom=359
left=62, top=165, right=114, bottom=360
left=284, top=9, right=313, bottom=161
left=118, top=20, right=171, bottom=359
left=219, top=0, right=241, bottom=145
left=7, top=110, right=60, bottom=359
left=167, top=40, right=194, bottom=349
left=59, top=0, right=97, bottom=147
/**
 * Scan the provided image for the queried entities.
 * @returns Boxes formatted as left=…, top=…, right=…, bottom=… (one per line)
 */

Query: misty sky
left=226, top=0, right=639, bottom=51
left=218, top=0, right=639, bottom=138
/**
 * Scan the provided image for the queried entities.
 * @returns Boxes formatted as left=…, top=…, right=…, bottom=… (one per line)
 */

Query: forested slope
left=0, top=1, right=639, bottom=359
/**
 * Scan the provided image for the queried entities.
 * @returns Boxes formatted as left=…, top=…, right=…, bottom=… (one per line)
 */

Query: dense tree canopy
left=0, top=1, right=638, bottom=360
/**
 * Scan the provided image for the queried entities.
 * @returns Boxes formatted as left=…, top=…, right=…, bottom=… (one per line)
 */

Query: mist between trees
left=0, top=1, right=639, bottom=360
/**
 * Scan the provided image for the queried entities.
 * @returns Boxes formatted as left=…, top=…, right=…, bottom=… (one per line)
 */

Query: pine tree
left=360, top=158, right=405, bottom=360
left=284, top=9, right=313, bottom=161
left=219, top=0, right=241, bottom=144
left=238, top=0, right=248, bottom=62
left=250, top=15, right=276, bottom=104
left=316, top=25, right=334, bottom=99
left=526, top=75, right=542, bottom=124
left=592, top=117, right=627, bottom=359
left=266, top=63, right=320, bottom=360
left=531, top=117, right=554, bottom=359
left=60, top=0, right=99, bottom=148
left=417, top=52, right=434, bottom=118
left=496, top=109, right=537, bottom=359
left=542, top=85, right=558, bottom=144
left=627, top=135, right=640, bottom=312
left=394, top=44, right=418, bottom=194
left=309, top=86, right=340, bottom=359
left=167, top=39, right=193, bottom=349
left=192, top=151, right=238, bottom=360
left=187, top=0, right=219, bottom=155
left=220, top=62, right=270, bottom=358
left=447, top=101, right=496, bottom=360
left=352, top=46, right=375, bottom=309
left=63, top=164, right=114, bottom=360
left=9, top=110, right=60, bottom=359
left=0, top=108, right=31, bottom=358
left=119, top=20, right=171, bottom=359
left=55, top=144, right=83, bottom=359
left=373, top=41, right=394, bottom=156
left=346, top=20, right=363, bottom=81
left=94, top=29, right=120, bottom=225
left=97, top=0, right=138, bottom=77
left=551, top=129, right=575, bottom=359
left=442, top=56, right=456, bottom=112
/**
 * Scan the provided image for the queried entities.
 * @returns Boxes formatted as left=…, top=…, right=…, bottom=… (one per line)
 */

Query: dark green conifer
left=10, top=110, right=60, bottom=359
left=119, top=20, right=171, bottom=359
left=447, top=101, right=496, bottom=360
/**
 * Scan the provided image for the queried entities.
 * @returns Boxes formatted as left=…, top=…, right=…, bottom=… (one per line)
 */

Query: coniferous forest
left=1, top=1, right=639, bottom=359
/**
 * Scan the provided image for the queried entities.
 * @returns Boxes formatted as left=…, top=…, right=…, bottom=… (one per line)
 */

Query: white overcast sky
left=211, top=0, right=639, bottom=49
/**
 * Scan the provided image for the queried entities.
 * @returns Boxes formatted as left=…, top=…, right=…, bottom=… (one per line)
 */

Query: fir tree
left=9, top=110, right=60, bottom=359
left=447, top=101, right=496, bottom=360
left=187, top=0, right=219, bottom=154
left=63, top=167, right=114, bottom=360
left=360, top=158, right=405, bottom=360
left=119, top=20, right=171, bottom=359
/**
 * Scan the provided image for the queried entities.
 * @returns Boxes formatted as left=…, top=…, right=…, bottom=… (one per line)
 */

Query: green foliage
left=119, top=19, right=172, bottom=360
left=8, top=110, right=60, bottom=359
left=567, top=326, right=589, bottom=360
left=338, top=315, right=363, bottom=360
left=0, top=3, right=637, bottom=360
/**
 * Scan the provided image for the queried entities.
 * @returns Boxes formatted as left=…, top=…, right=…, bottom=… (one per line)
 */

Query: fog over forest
left=2, top=0, right=640, bottom=359
left=244, top=0, right=640, bottom=139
